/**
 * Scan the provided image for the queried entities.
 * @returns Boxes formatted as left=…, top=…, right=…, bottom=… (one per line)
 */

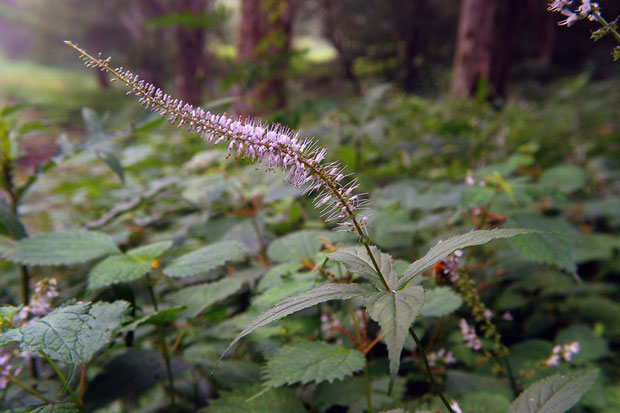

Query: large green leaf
left=0, top=301, right=128, bottom=364
left=267, top=230, right=332, bottom=263
left=264, top=341, right=365, bottom=387
left=163, top=240, right=248, bottom=277
left=169, top=278, right=243, bottom=318
left=420, top=287, right=463, bottom=317
left=507, top=216, right=577, bottom=274
left=540, top=164, right=586, bottom=193
left=203, top=384, right=305, bottom=413
left=5, top=230, right=118, bottom=266
left=365, top=284, right=425, bottom=382
left=219, top=283, right=374, bottom=362
left=328, top=245, right=398, bottom=290
left=127, top=240, right=173, bottom=260
left=88, top=255, right=152, bottom=289
left=508, top=369, right=598, bottom=413
left=399, top=229, right=538, bottom=288
left=88, top=241, right=173, bottom=289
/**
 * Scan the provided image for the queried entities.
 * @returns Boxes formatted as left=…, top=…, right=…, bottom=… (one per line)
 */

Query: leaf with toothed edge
left=364, top=284, right=425, bottom=393
left=263, top=341, right=365, bottom=387
left=5, top=230, right=118, bottom=266
left=398, top=229, right=539, bottom=289
left=327, top=245, right=398, bottom=290
left=0, top=301, right=129, bottom=364
left=217, top=283, right=376, bottom=366
left=508, top=369, right=599, bottom=413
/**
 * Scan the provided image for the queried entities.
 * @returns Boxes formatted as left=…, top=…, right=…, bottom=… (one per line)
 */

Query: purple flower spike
left=65, top=42, right=370, bottom=238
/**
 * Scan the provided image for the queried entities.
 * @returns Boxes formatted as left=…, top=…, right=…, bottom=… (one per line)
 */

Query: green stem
left=249, top=212, right=269, bottom=265
left=347, top=300, right=363, bottom=344
left=7, top=375, right=53, bottom=404
left=38, top=351, right=81, bottom=407
left=408, top=328, right=454, bottom=413
left=145, top=273, right=177, bottom=413
left=593, top=10, right=620, bottom=43
left=363, top=361, right=373, bottom=413
left=504, top=356, right=519, bottom=398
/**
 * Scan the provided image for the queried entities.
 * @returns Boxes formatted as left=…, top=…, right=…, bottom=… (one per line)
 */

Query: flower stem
left=363, top=362, right=373, bottom=413
left=408, top=328, right=454, bottom=413
left=593, top=10, right=620, bottom=43
left=145, top=273, right=177, bottom=413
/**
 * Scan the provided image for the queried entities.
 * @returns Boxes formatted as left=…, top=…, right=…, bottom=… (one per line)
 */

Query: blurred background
left=0, top=0, right=618, bottom=123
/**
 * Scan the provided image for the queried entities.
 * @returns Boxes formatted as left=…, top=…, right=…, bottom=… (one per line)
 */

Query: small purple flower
left=459, top=319, right=482, bottom=351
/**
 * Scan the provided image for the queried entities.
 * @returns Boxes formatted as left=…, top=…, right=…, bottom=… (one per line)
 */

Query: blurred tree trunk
left=173, top=0, right=210, bottom=105
left=489, top=0, right=523, bottom=98
left=233, top=0, right=294, bottom=116
left=321, top=0, right=362, bottom=96
left=396, top=0, right=427, bottom=93
left=451, top=0, right=497, bottom=97
left=119, top=1, right=168, bottom=86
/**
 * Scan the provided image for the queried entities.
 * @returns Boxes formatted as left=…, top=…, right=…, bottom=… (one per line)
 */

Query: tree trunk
left=173, top=0, right=209, bottom=105
left=234, top=0, right=293, bottom=116
left=451, top=0, right=497, bottom=97
left=490, top=0, right=522, bottom=98
left=397, top=0, right=427, bottom=93
left=320, top=0, right=362, bottom=96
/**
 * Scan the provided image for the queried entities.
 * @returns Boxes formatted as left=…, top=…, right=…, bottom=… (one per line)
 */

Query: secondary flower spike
left=65, top=41, right=370, bottom=236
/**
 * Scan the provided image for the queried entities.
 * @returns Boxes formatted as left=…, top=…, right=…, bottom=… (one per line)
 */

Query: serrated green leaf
left=328, top=245, right=398, bottom=290
left=507, top=216, right=577, bottom=274
left=399, top=229, right=538, bottom=288
left=204, top=384, right=305, bottom=413
left=163, top=240, right=248, bottom=277
left=420, top=287, right=462, bottom=317
left=88, top=255, right=152, bottom=289
left=0, top=207, right=27, bottom=239
left=6, top=230, right=118, bottom=266
left=267, top=230, right=331, bottom=263
left=0, top=235, right=17, bottom=258
left=264, top=341, right=365, bottom=387
left=127, top=240, right=173, bottom=260
left=508, top=369, right=598, bottom=413
left=0, top=301, right=128, bottom=364
left=219, top=283, right=374, bottom=362
left=365, top=284, right=424, bottom=381
left=169, top=278, right=243, bottom=318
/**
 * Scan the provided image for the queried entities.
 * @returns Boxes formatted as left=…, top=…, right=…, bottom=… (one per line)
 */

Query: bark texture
left=234, top=0, right=293, bottom=116
left=451, top=0, right=497, bottom=97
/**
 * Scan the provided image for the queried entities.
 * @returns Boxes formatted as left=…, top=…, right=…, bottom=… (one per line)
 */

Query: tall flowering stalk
left=63, top=41, right=391, bottom=289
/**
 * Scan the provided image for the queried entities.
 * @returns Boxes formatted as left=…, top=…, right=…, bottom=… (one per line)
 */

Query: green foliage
left=163, top=240, right=248, bottom=277
left=0, top=301, right=128, bottom=364
left=365, top=285, right=424, bottom=381
left=203, top=384, right=305, bottom=412
left=508, top=369, right=599, bottom=413
left=507, top=216, right=578, bottom=274
left=420, top=287, right=463, bottom=317
left=169, top=278, right=243, bottom=318
left=399, top=229, right=539, bottom=287
left=263, top=341, right=365, bottom=387
left=5, top=230, right=118, bottom=266
left=4, top=404, right=79, bottom=412
left=221, top=283, right=375, bottom=360
left=88, top=255, right=152, bottom=289
left=328, top=245, right=399, bottom=289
